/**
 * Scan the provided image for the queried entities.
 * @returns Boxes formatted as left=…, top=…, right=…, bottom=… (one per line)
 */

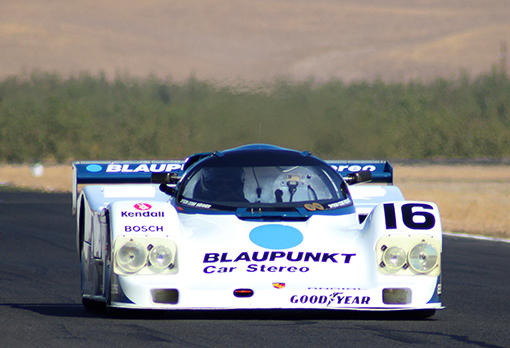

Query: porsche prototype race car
left=73, top=144, right=443, bottom=317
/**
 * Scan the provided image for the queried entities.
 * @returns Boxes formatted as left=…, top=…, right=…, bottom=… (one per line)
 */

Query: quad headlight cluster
left=376, top=235, right=441, bottom=276
left=113, top=236, right=177, bottom=275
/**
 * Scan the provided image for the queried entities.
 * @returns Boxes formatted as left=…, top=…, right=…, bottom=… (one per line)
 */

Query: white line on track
left=443, top=231, right=510, bottom=244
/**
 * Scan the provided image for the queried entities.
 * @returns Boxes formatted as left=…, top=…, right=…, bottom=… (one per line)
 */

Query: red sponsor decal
left=134, top=203, right=152, bottom=211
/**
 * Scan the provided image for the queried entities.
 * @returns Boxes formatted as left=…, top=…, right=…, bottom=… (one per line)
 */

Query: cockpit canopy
left=176, top=145, right=352, bottom=211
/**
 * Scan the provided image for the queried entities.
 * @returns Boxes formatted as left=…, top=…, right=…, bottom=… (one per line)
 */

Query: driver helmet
left=200, top=166, right=245, bottom=194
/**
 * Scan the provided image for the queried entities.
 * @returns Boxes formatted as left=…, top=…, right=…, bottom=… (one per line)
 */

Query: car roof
left=189, top=144, right=325, bottom=169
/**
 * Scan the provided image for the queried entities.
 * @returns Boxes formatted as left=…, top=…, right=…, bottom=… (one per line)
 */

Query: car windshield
left=179, top=162, right=351, bottom=210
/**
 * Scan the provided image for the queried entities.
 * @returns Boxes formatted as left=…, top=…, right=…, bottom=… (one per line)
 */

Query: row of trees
left=0, top=68, right=509, bottom=162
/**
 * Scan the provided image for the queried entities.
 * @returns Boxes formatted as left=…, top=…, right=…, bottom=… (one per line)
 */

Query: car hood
left=173, top=212, right=374, bottom=287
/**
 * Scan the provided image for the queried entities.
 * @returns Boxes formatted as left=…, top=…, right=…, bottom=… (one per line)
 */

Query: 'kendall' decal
left=121, top=211, right=164, bottom=218
left=120, top=202, right=165, bottom=218
left=249, top=225, right=303, bottom=249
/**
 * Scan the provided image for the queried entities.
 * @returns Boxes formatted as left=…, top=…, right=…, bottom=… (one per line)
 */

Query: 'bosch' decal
left=124, top=225, right=164, bottom=232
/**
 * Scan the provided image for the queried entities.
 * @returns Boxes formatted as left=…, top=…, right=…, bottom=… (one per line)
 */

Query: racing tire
left=106, top=305, right=126, bottom=317
left=403, top=309, right=436, bottom=319
left=82, top=298, right=106, bottom=313
left=105, top=268, right=127, bottom=317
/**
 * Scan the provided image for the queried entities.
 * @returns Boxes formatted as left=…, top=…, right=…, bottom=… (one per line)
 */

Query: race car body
left=74, top=144, right=443, bottom=316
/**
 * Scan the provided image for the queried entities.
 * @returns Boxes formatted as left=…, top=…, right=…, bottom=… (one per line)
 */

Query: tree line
left=0, top=67, right=509, bottom=163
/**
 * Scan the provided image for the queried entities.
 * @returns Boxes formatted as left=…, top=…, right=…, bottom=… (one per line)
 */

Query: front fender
left=109, top=201, right=181, bottom=241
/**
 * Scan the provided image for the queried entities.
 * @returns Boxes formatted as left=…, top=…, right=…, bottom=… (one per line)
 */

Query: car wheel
left=82, top=298, right=106, bottom=313
left=403, top=309, right=437, bottom=319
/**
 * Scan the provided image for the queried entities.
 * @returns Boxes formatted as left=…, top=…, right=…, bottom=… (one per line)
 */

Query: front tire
left=82, top=298, right=106, bottom=313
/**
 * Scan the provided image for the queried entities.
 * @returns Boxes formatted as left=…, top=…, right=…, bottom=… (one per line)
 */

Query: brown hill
left=1, top=0, right=510, bottom=82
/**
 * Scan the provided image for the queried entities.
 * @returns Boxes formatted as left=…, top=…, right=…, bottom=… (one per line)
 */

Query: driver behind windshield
left=193, top=167, right=247, bottom=202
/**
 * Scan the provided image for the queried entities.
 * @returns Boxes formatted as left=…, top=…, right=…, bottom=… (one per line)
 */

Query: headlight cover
left=149, top=245, right=174, bottom=270
left=382, top=246, right=407, bottom=271
left=113, top=236, right=178, bottom=275
left=408, top=242, right=439, bottom=273
left=116, top=241, right=147, bottom=273
left=376, top=235, right=441, bottom=276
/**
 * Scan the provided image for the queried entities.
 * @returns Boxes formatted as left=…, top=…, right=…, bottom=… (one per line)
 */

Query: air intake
left=151, top=289, right=179, bottom=304
left=233, top=289, right=254, bottom=298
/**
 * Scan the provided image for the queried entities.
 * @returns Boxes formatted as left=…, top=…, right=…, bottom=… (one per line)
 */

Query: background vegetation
left=1, top=67, right=509, bottom=162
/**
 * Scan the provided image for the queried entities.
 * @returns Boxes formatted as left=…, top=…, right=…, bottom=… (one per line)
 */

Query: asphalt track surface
left=1, top=191, right=509, bottom=348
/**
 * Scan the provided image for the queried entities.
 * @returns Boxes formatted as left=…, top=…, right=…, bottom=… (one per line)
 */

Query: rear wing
left=72, top=160, right=392, bottom=214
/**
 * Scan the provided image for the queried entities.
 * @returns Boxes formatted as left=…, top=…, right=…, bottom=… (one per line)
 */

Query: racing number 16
left=383, top=203, right=436, bottom=230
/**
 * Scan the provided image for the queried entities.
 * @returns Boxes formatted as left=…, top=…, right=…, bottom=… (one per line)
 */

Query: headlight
left=116, top=241, right=147, bottom=273
left=112, top=236, right=178, bottom=275
left=149, top=245, right=174, bottom=270
left=376, top=235, right=441, bottom=276
left=408, top=242, right=439, bottom=273
left=382, top=246, right=407, bottom=270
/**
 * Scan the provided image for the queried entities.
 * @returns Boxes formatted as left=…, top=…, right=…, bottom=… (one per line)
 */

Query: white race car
left=73, top=144, right=443, bottom=317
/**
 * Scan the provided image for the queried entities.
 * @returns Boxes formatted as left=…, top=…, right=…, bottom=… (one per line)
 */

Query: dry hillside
left=1, top=0, right=510, bottom=82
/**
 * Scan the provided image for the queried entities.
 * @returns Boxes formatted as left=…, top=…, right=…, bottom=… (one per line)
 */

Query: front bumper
left=109, top=274, right=443, bottom=311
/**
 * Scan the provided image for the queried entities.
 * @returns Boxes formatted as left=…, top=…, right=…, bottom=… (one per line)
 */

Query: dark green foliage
left=1, top=68, right=509, bottom=162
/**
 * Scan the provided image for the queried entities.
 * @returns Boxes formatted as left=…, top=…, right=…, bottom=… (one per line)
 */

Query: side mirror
left=151, top=172, right=179, bottom=184
left=158, top=183, right=176, bottom=196
left=151, top=172, right=180, bottom=196
left=345, top=170, right=373, bottom=185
